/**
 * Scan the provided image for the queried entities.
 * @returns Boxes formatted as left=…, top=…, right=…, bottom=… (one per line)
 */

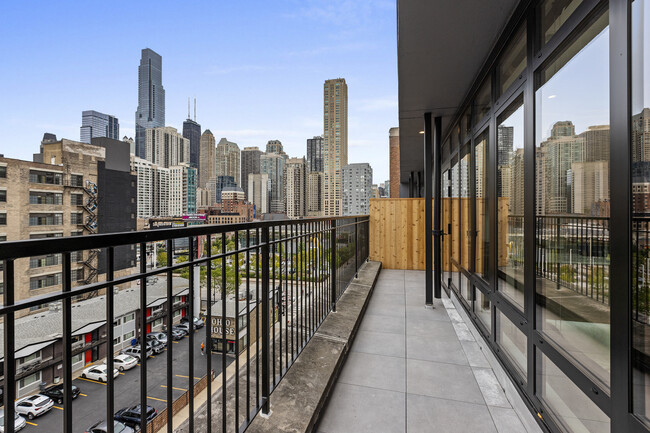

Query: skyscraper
left=306, top=136, right=323, bottom=172
left=323, top=78, right=348, bottom=216
left=260, top=153, right=285, bottom=213
left=284, top=158, right=307, bottom=218
left=135, top=48, right=165, bottom=158
left=248, top=173, right=270, bottom=215
left=342, top=163, right=372, bottom=216
left=207, top=175, right=237, bottom=204
left=182, top=100, right=201, bottom=169
left=216, top=138, right=241, bottom=185
left=307, top=172, right=324, bottom=216
left=145, top=127, right=190, bottom=168
left=241, top=147, right=262, bottom=201
left=169, top=163, right=197, bottom=216
left=266, top=140, right=285, bottom=156
left=198, top=130, right=216, bottom=189
left=80, top=110, right=119, bottom=144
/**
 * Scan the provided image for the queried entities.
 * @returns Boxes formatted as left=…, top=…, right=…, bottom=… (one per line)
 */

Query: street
left=23, top=329, right=233, bottom=433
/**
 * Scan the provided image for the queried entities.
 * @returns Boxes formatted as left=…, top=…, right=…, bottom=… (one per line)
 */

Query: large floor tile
left=338, top=351, right=406, bottom=392
left=366, top=300, right=405, bottom=318
left=407, top=333, right=468, bottom=365
left=405, top=305, right=451, bottom=330
left=359, top=313, right=405, bottom=335
left=488, top=406, right=527, bottom=433
left=472, top=367, right=510, bottom=408
left=369, top=292, right=406, bottom=307
left=352, top=330, right=405, bottom=358
left=407, top=393, right=497, bottom=433
left=460, top=341, right=491, bottom=368
left=373, top=284, right=405, bottom=296
left=319, top=383, right=406, bottom=433
left=407, top=359, right=484, bottom=404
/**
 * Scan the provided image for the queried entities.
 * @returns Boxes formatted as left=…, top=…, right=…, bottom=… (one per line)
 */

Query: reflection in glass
left=497, top=24, right=527, bottom=97
left=498, top=98, right=525, bottom=310
left=460, top=145, right=472, bottom=302
left=537, top=353, right=609, bottom=432
left=476, top=289, right=491, bottom=334
left=451, top=157, right=461, bottom=291
left=475, top=130, right=490, bottom=281
left=539, top=0, right=584, bottom=45
left=497, top=312, right=527, bottom=381
left=535, top=12, right=610, bottom=388
left=442, top=168, right=451, bottom=288
left=632, top=0, right=650, bottom=423
left=474, top=76, right=491, bottom=124
left=460, top=110, right=471, bottom=143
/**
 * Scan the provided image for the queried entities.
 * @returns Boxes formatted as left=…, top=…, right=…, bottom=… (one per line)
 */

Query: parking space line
left=119, top=372, right=125, bottom=375
left=80, top=393, right=88, bottom=397
left=161, top=385, right=187, bottom=391
left=175, top=374, right=201, bottom=380
left=147, top=396, right=166, bottom=402
left=77, top=377, right=106, bottom=385
left=172, top=341, right=179, bottom=344
left=26, top=422, right=37, bottom=426
left=53, top=406, right=63, bottom=410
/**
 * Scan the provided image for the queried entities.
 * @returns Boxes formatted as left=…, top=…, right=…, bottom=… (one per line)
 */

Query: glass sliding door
left=535, top=8, right=611, bottom=431
left=451, top=155, right=461, bottom=292
left=475, top=129, right=491, bottom=332
left=459, top=144, right=473, bottom=303
left=442, top=166, right=451, bottom=290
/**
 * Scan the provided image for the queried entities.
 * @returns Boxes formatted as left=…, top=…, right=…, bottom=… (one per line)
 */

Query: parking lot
left=22, top=329, right=233, bottom=433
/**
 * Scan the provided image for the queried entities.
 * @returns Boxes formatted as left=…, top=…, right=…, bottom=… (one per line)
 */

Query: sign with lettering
left=211, top=317, right=236, bottom=337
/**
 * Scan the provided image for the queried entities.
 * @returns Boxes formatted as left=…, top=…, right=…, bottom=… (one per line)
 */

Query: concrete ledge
left=246, top=260, right=381, bottom=433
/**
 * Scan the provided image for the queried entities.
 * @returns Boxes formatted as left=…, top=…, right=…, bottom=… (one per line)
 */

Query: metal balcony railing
left=0, top=215, right=369, bottom=433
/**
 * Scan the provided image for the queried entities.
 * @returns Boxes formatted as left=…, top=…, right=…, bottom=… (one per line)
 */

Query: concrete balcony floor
left=318, top=269, right=542, bottom=433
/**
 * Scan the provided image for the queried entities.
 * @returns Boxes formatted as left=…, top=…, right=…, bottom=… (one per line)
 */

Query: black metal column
left=330, top=219, right=337, bottom=312
left=433, top=115, right=442, bottom=299
left=424, top=112, right=434, bottom=305
left=261, top=226, right=271, bottom=414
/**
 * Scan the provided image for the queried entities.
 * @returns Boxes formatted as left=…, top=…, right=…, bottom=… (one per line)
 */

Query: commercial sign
left=211, top=317, right=236, bottom=337
left=182, top=214, right=207, bottom=221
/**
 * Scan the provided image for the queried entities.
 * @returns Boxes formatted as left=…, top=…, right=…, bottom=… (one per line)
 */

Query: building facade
left=145, top=126, right=190, bottom=168
left=323, top=78, right=348, bottom=215
left=306, top=136, right=323, bottom=172
left=248, top=173, right=269, bottom=215
left=260, top=153, right=285, bottom=214
left=241, top=146, right=262, bottom=202
left=307, top=171, right=324, bottom=217
left=131, top=156, right=170, bottom=218
left=80, top=110, right=119, bottom=144
left=182, top=117, right=201, bottom=169
left=198, top=129, right=216, bottom=189
left=284, top=158, right=307, bottom=219
left=169, top=163, right=197, bottom=216
left=207, top=175, right=237, bottom=205
left=135, top=48, right=165, bottom=158
left=342, top=163, right=372, bottom=216
left=216, top=138, right=241, bottom=185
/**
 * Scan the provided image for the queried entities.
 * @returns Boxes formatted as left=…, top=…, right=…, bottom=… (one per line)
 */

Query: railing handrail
left=0, top=215, right=370, bottom=261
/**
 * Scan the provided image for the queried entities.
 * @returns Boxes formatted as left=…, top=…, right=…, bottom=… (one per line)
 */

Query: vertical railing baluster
left=221, top=232, right=227, bottom=433
left=62, top=251, right=73, bottom=433
left=355, top=218, right=358, bottom=279
left=261, top=225, right=271, bottom=414
left=106, top=247, right=115, bottom=433
left=234, top=230, right=240, bottom=430
left=331, top=219, right=337, bottom=312
left=255, top=228, right=260, bottom=408
left=205, top=236, right=212, bottom=433
left=245, top=229, right=251, bottom=423
left=290, top=223, right=295, bottom=361
left=165, top=239, right=173, bottom=433
left=188, top=236, right=195, bottom=433
left=278, top=226, right=283, bottom=378
left=139, top=242, right=147, bottom=433
left=3, top=258, right=15, bottom=433
left=271, top=227, right=276, bottom=384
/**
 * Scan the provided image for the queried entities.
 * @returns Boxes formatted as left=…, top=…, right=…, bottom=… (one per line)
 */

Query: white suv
left=121, top=345, right=152, bottom=361
left=15, top=394, right=53, bottom=420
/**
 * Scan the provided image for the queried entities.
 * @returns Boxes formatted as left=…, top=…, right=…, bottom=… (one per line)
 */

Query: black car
left=114, top=405, right=157, bottom=428
left=41, top=384, right=81, bottom=404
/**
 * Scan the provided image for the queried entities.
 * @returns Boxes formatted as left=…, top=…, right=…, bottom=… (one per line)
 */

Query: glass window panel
left=476, top=289, right=491, bottom=333
left=498, top=23, right=527, bottom=97
left=497, top=312, right=527, bottom=381
left=498, top=97, right=525, bottom=310
left=537, top=352, right=609, bottom=432
left=474, top=76, right=491, bottom=124
left=475, top=129, right=490, bottom=280
left=442, top=168, right=451, bottom=288
left=535, top=12, right=610, bottom=388
left=632, top=0, right=650, bottom=423
left=460, top=145, right=472, bottom=301
left=460, top=109, right=471, bottom=143
left=451, top=157, right=461, bottom=292
left=539, top=0, right=584, bottom=45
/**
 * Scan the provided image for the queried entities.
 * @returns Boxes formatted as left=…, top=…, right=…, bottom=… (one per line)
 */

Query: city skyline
left=0, top=1, right=397, bottom=182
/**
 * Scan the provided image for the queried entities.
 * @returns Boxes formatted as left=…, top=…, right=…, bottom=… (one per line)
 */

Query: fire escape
left=82, top=180, right=99, bottom=285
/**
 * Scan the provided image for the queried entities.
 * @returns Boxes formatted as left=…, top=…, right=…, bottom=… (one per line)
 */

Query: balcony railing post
left=331, top=219, right=337, bottom=312
left=355, top=217, right=358, bottom=279
left=261, top=225, right=271, bottom=414
left=3, top=259, right=15, bottom=433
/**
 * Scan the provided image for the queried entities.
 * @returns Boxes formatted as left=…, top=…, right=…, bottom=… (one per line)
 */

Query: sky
left=0, top=0, right=397, bottom=184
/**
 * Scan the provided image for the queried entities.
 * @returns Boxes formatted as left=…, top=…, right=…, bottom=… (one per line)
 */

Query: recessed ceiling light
left=418, top=130, right=424, bottom=134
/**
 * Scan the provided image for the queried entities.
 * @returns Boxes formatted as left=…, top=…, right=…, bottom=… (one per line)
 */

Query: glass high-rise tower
left=135, top=48, right=165, bottom=158
left=80, top=110, right=119, bottom=144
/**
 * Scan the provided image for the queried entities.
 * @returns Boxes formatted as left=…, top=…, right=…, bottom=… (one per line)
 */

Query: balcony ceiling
left=398, top=0, right=519, bottom=182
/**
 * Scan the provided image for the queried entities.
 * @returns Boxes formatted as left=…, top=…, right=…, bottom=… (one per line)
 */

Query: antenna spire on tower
left=187, top=97, right=190, bottom=119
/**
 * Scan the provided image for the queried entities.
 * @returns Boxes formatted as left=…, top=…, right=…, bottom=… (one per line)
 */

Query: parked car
left=121, top=345, right=153, bottom=361
left=181, top=316, right=204, bottom=329
left=106, top=354, right=138, bottom=372
left=147, top=339, right=165, bottom=354
left=172, top=325, right=188, bottom=337
left=41, top=383, right=81, bottom=404
left=175, top=323, right=191, bottom=334
left=170, top=329, right=185, bottom=340
left=14, top=394, right=53, bottom=420
left=0, top=408, right=26, bottom=432
left=114, top=404, right=157, bottom=429
left=81, top=365, right=119, bottom=382
left=85, top=419, right=134, bottom=433
left=146, top=332, right=167, bottom=345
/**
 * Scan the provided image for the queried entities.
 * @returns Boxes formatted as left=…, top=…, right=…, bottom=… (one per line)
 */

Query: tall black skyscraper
left=307, top=135, right=323, bottom=172
left=183, top=98, right=201, bottom=168
left=135, top=48, right=165, bottom=158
